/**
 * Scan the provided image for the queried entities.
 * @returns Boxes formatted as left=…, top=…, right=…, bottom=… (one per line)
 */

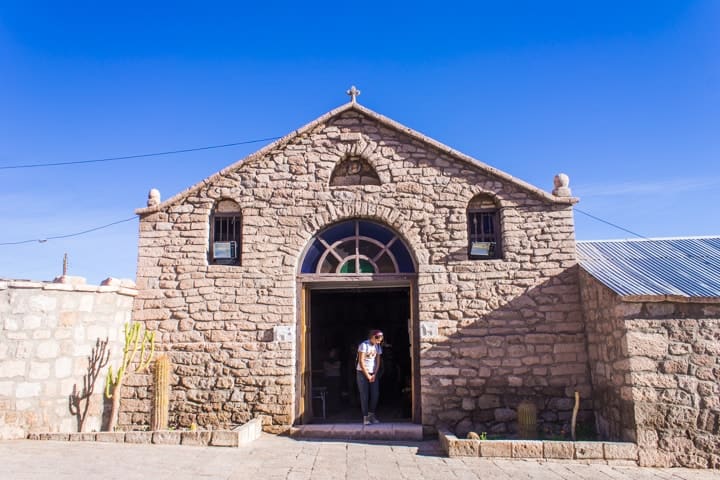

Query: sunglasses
left=374, top=335, right=384, bottom=340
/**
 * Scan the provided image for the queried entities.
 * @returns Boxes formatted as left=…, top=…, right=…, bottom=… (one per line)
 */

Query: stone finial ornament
left=346, top=85, right=361, bottom=103
left=552, top=173, right=572, bottom=197
left=147, top=188, right=161, bottom=207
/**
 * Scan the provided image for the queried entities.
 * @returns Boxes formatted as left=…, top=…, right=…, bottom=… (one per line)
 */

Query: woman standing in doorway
left=357, top=329, right=383, bottom=425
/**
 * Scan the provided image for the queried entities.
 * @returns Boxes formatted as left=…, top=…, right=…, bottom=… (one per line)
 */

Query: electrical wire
left=575, top=207, right=648, bottom=239
left=1, top=208, right=646, bottom=247
left=0, top=136, right=282, bottom=170
left=0, top=217, right=137, bottom=246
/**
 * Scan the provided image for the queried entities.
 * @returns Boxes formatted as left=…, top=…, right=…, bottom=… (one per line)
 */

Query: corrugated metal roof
left=577, top=236, right=720, bottom=298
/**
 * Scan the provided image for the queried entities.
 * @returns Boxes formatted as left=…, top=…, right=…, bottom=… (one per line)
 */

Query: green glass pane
left=339, top=260, right=356, bottom=273
left=358, top=259, right=375, bottom=273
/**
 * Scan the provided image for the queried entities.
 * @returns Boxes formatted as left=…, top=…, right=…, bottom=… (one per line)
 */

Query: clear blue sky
left=1, top=1, right=718, bottom=284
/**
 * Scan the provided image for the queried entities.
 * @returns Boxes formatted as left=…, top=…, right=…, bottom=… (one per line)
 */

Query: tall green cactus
left=105, top=322, right=155, bottom=431
left=152, top=355, right=171, bottom=431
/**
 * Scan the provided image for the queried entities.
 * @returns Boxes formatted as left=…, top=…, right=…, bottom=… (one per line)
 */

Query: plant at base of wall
left=152, top=355, right=171, bottom=431
left=105, top=322, right=155, bottom=431
left=69, top=337, right=110, bottom=432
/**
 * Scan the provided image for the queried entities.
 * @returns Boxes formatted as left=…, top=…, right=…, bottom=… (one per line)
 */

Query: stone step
left=291, top=422, right=423, bottom=441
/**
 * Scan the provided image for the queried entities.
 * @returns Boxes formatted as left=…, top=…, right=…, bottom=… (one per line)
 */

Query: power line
left=575, top=207, right=648, bottom=239
left=0, top=217, right=137, bottom=246
left=0, top=136, right=282, bottom=170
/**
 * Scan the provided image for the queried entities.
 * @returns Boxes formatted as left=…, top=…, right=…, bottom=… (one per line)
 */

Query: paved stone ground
left=1, top=435, right=719, bottom=480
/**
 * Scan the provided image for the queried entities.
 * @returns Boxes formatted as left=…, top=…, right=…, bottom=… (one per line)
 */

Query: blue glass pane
left=359, top=220, right=394, bottom=243
left=320, top=221, right=355, bottom=245
left=301, top=239, right=324, bottom=273
left=390, top=241, right=415, bottom=273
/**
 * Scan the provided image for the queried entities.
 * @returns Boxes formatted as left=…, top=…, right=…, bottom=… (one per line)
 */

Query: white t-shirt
left=356, top=340, right=382, bottom=373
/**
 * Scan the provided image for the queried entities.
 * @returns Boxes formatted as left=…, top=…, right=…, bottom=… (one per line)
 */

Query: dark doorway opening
left=309, top=287, right=412, bottom=423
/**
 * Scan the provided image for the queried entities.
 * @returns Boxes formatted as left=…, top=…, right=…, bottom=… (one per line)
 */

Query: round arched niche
left=299, top=219, right=416, bottom=275
left=329, top=156, right=381, bottom=187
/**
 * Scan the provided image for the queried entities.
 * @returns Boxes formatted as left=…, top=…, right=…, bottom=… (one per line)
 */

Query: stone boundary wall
left=439, top=430, right=638, bottom=463
left=27, top=417, right=263, bottom=447
left=0, top=278, right=136, bottom=439
left=579, top=270, right=720, bottom=468
left=578, top=269, right=636, bottom=442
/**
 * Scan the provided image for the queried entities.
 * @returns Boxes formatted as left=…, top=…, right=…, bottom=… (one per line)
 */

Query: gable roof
left=577, top=236, right=720, bottom=299
left=137, top=101, right=577, bottom=215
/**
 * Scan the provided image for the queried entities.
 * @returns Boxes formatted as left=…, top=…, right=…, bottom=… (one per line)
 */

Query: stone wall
left=579, top=270, right=720, bottom=468
left=0, top=278, right=135, bottom=439
left=578, top=268, right=636, bottom=441
left=128, top=106, right=592, bottom=435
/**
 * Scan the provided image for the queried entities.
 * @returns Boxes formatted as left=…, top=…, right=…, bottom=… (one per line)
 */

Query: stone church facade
left=124, top=97, right=592, bottom=436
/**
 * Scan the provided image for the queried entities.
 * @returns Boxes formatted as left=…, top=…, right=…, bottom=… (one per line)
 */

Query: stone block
left=125, top=431, right=153, bottom=444
left=181, top=431, right=212, bottom=446
left=480, top=441, right=512, bottom=458
left=45, top=433, right=70, bottom=441
left=1, top=360, right=26, bottom=378
left=235, top=418, right=263, bottom=444
left=29, top=362, right=50, bottom=380
left=544, top=441, right=574, bottom=459
left=54, top=358, right=73, bottom=379
left=96, top=432, right=125, bottom=443
left=15, top=382, right=41, bottom=398
left=152, top=430, right=181, bottom=445
left=444, top=434, right=479, bottom=457
left=512, top=441, right=543, bottom=458
left=210, top=430, right=239, bottom=447
left=574, top=441, right=603, bottom=459
left=603, top=442, right=638, bottom=461
left=36, top=341, right=60, bottom=359
left=626, top=332, right=667, bottom=358
left=69, top=433, right=96, bottom=442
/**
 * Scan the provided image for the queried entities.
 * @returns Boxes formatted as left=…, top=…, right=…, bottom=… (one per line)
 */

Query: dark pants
left=356, top=371, right=379, bottom=417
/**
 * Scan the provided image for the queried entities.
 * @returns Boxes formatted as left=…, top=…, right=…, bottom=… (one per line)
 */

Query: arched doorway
left=296, top=219, right=419, bottom=425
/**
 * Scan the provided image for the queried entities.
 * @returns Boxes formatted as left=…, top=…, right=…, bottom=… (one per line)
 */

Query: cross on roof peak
left=346, top=85, right=361, bottom=103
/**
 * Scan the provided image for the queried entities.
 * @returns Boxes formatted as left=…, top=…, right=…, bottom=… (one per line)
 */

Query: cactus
left=517, top=400, right=537, bottom=439
left=152, top=355, right=171, bottom=431
left=105, top=322, right=155, bottom=431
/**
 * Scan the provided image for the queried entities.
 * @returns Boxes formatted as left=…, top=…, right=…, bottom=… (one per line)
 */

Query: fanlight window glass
left=301, top=220, right=415, bottom=274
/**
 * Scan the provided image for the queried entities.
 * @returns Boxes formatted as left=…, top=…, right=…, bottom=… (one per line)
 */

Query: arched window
left=209, top=199, right=241, bottom=265
left=329, top=156, right=380, bottom=186
left=467, top=194, right=502, bottom=260
left=301, top=220, right=414, bottom=274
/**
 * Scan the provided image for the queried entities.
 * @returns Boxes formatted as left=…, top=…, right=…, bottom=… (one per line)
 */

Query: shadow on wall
left=422, top=265, right=597, bottom=440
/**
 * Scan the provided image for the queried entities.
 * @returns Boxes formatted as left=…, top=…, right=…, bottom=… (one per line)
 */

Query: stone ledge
left=438, top=430, right=638, bottom=464
left=2, top=278, right=137, bottom=296
left=26, top=420, right=262, bottom=448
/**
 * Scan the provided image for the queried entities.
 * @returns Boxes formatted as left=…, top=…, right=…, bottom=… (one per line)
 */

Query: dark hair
left=369, top=329, right=383, bottom=338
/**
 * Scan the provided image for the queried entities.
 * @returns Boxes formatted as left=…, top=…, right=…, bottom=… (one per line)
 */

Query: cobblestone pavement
left=1, top=435, right=719, bottom=480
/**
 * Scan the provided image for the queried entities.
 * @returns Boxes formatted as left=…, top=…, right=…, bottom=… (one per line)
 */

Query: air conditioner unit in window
left=213, top=241, right=237, bottom=259
left=470, top=241, right=495, bottom=257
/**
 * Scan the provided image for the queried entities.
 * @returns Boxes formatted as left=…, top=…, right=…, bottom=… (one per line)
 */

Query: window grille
left=210, top=205, right=242, bottom=265
left=468, top=210, right=501, bottom=259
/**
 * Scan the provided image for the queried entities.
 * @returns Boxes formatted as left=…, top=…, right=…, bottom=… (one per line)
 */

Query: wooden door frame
left=294, top=275, right=420, bottom=425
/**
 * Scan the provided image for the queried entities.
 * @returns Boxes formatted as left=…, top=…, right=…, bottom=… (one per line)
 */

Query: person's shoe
left=368, top=413, right=380, bottom=424
left=363, top=416, right=371, bottom=425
